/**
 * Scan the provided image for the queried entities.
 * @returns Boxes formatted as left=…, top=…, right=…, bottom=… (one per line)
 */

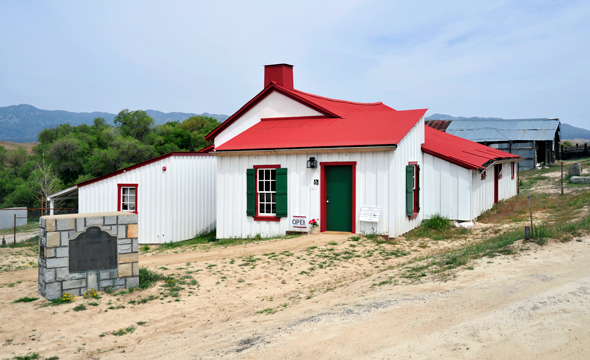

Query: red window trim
left=253, top=165, right=281, bottom=222
left=408, top=161, right=419, bottom=220
left=117, top=184, right=138, bottom=214
left=511, top=162, right=515, bottom=179
left=320, top=161, right=357, bottom=233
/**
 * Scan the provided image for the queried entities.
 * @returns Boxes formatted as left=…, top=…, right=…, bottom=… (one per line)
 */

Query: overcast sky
left=1, top=0, right=588, bottom=128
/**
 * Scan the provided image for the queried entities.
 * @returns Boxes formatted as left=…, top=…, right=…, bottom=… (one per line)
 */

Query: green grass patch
left=73, top=304, right=86, bottom=312
left=422, top=215, right=452, bottom=230
left=13, top=296, right=38, bottom=303
left=0, top=236, right=39, bottom=249
left=138, top=267, right=165, bottom=289
left=112, top=325, right=136, bottom=336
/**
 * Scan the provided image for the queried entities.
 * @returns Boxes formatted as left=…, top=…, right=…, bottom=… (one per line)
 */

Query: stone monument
left=38, top=212, right=139, bottom=299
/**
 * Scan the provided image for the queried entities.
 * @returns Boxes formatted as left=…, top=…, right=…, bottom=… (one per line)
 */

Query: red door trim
left=494, top=165, right=499, bottom=204
left=320, top=161, right=356, bottom=233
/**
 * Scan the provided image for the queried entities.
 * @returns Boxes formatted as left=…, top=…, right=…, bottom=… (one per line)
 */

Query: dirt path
left=1, top=234, right=589, bottom=359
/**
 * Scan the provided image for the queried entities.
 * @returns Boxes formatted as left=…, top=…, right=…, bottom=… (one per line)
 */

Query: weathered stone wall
left=38, top=212, right=139, bottom=300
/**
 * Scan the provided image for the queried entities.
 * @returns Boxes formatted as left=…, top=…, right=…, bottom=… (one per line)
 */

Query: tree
left=47, top=135, right=89, bottom=185
left=114, top=109, right=154, bottom=142
left=30, top=154, right=63, bottom=206
left=5, top=147, right=28, bottom=176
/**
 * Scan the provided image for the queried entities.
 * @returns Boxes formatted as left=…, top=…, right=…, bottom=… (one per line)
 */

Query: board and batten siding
left=422, top=153, right=472, bottom=221
left=471, top=162, right=518, bottom=219
left=215, top=91, right=323, bottom=147
left=79, top=155, right=216, bottom=244
left=215, top=117, right=425, bottom=239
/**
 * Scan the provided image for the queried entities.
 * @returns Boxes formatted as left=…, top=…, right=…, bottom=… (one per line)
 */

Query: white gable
left=215, top=90, right=323, bottom=147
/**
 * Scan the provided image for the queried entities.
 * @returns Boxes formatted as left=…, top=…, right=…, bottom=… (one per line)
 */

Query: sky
left=1, top=0, right=589, bottom=129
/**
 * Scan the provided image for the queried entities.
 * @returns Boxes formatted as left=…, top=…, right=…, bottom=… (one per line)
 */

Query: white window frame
left=257, top=168, right=277, bottom=217
left=119, top=185, right=137, bottom=213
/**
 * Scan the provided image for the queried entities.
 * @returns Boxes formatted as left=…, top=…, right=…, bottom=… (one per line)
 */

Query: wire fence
left=0, top=207, right=77, bottom=245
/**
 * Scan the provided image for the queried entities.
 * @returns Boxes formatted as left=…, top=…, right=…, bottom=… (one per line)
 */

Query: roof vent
left=264, top=64, right=294, bottom=89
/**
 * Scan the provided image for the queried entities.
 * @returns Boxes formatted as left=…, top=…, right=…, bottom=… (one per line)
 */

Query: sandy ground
left=1, top=232, right=589, bottom=360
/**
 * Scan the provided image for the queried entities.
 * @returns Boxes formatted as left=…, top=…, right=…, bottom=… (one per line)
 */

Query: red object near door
left=494, top=165, right=500, bottom=204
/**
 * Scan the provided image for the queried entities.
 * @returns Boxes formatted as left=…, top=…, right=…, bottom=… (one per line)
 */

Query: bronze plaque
left=69, top=227, right=117, bottom=272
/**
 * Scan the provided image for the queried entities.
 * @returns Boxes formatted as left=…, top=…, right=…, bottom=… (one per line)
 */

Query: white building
left=206, top=64, right=522, bottom=239
left=422, top=126, right=521, bottom=221
left=48, top=152, right=216, bottom=244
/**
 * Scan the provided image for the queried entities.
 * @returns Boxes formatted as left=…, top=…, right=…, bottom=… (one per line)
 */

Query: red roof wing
left=422, top=127, right=522, bottom=170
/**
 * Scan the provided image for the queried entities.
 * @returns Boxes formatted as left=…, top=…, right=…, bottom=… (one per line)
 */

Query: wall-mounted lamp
left=307, top=157, right=317, bottom=169
left=162, top=166, right=167, bottom=172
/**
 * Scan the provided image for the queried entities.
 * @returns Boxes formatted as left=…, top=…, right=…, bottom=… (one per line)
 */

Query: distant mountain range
left=425, top=113, right=590, bottom=141
left=0, top=104, right=229, bottom=143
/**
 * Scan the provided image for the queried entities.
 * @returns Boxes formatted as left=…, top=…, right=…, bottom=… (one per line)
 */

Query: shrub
left=13, top=297, right=38, bottom=303
left=138, top=267, right=165, bottom=289
left=422, top=215, right=452, bottom=230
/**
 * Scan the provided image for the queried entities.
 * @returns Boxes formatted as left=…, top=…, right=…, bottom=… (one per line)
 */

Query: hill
left=426, top=113, right=590, bottom=141
left=0, top=140, right=38, bottom=154
left=0, top=104, right=229, bottom=143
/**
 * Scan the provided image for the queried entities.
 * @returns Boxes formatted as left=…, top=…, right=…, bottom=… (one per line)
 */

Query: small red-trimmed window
left=118, top=184, right=138, bottom=213
left=481, top=170, right=487, bottom=180
left=246, top=165, right=287, bottom=221
left=511, top=162, right=515, bottom=179
left=406, top=162, right=420, bottom=219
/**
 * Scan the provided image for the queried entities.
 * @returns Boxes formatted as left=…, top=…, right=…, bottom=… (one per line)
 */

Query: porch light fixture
left=307, top=157, right=317, bottom=169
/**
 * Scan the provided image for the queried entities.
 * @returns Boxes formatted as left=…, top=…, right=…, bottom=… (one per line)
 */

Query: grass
left=0, top=236, right=38, bottom=249
left=73, top=304, right=86, bottom=312
left=0, top=219, right=39, bottom=236
left=13, top=296, right=38, bottom=303
left=138, top=267, right=166, bottom=289
left=112, top=325, right=136, bottom=336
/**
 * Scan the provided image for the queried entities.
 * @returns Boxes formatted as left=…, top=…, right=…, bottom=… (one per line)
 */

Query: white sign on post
left=291, top=215, right=307, bottom=230
left=359, top=206, right=381, bottom=222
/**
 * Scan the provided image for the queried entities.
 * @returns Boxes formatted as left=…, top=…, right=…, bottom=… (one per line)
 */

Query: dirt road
left=1, top=233, right=588, bottom=359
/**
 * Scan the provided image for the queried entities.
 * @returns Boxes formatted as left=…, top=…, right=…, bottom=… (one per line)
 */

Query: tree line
left=0, top=109, right=220, bottom=208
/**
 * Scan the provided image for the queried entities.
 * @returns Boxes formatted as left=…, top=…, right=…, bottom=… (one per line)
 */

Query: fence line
left=560, top=144, right=590, bottom=160
left=0, top=207, right=77, bottom=245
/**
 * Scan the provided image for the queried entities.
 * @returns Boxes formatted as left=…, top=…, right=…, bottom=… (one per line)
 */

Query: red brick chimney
left=264, top=64, right=294, bottom=89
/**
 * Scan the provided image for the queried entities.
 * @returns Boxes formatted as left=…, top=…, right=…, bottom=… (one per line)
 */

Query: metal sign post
left=528, top=195, right=533, bottom=240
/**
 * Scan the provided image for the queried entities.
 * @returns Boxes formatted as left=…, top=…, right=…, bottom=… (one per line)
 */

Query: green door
left=325, top=165, right=353, bottom=232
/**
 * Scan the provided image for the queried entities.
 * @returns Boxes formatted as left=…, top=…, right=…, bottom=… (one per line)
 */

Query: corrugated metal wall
left=79, top=155, right=216, bottom=244
left=490, top=142, right=536, bottom=169
left=216, top=118, right=425, bottom=239
left=422, top=154, right=472, bottom=221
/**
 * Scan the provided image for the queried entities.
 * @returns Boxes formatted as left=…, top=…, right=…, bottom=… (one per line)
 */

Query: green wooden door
left=325, top=165, right=353, bottom=232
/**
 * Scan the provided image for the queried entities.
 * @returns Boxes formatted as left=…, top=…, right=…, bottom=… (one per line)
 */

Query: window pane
left=265, top=169, right=270, bottom=180
left=259, top=204, right=264, bottom=213
left=271, top=181, right=276, bottom=191
left=272, top=204, right=276, bottom=213
left=129, top=188, right=135, bottom=196
left=259, top=182, right=263, bottom=191
left=271, top=170, right=276, bottom=180
left=259, top=194, right=264, bottom=203
left=266, top=204, right=271, bottom=213
left=122, top=203, right=128, bottom=210
left=272, top=193, right=276, bottom=202
left=129, top=204, right=135, bottom=211
left=122, top=188, right=128, bottom=195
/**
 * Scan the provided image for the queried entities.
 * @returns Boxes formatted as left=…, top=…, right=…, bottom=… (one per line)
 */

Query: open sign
left=291, top=216, right=307, bottom=229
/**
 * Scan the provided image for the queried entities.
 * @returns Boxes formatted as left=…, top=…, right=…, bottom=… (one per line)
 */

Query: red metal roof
left=212, top=83, right=427, bottom=151
left=78, top=152, right=211, bottom=187
left=422, top=127, right=522, bottom=170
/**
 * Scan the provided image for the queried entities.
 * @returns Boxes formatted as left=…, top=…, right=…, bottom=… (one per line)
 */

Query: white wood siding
left=422, top=153, right=472, bottom=221
left=216, top=117, right=425, bottom=239
left=470, top=162, right=517, bottom=219
left=79, top=155, right=216, bottom=244
left=215, top=91, right=323, bottom=147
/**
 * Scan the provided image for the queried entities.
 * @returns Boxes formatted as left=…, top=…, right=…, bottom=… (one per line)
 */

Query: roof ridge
left=278, top=85, right=384, bottom=106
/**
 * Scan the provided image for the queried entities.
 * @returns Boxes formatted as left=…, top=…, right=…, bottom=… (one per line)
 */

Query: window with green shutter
left=247, top=166, right=287, bottom=220
left=406, top=163, right=419, bottom=218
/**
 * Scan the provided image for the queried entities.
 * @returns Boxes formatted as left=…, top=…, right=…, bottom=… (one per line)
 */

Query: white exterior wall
left=498, top=162, right=518, bottom=201
left=79, top=155, right=216, bottom=244
left=215, top=117, right=425, bottom=239
left=215, top=91, right=323, bottom=147
left=422, top=153, right=472, bottom=221
left=470, top=162, right=518, bottom=219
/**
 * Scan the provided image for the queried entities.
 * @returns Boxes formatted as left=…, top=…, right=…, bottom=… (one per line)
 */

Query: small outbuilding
left=47, top=152, right=216, bottom=244
left=422, top=127, right=522, bottom=221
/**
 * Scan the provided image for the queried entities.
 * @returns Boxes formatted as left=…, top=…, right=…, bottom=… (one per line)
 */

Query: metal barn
left=426, top=119, right=560, bottom=169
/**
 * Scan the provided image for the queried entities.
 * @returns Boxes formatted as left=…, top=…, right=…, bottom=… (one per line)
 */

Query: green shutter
left=246, top=169, right=256, bottom=216
left=417, top=165, right=420, bottom=212
left=406, top=165, right=414, bottom=216
left=276, top=168, right=288, bottom=217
